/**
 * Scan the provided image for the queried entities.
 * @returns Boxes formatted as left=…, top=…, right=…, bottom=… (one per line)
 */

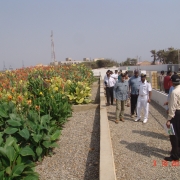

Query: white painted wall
left=151, top=89, right=168, bottom=110
left=119, top=64, right=168, bottom=72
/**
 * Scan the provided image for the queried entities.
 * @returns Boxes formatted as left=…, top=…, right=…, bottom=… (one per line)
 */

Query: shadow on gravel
left=120, top=140, right=168, bottom=158
left=132, top=130, right=168, bottom=141
left=84, top=107, right=100, bottom=180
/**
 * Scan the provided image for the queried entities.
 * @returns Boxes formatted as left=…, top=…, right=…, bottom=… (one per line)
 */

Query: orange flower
left=17, top=95, right=23, bottom=102
left=35, top=105, right=40, bottom=111
left=27, top=100, right=32, bottom=105
left=8, top=95, right=12, bottom=101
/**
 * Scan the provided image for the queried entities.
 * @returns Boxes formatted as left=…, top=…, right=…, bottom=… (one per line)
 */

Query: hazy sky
left=0, top=0, right=180, bottom=70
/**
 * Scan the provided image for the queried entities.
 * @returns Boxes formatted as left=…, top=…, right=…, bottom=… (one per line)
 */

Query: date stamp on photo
left=153, top=160, right=179, bottom=167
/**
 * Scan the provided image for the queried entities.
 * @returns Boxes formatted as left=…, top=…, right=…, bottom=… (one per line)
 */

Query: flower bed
left=0, top=64, right=94, bottom=179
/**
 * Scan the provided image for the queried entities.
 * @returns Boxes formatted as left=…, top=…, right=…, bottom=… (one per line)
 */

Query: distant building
left=137, top=61, right=151, bottom=66
left=93, top=58, right=105, bottom=62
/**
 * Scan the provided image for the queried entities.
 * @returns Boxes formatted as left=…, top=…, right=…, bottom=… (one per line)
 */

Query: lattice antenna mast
left=3, top=61, right=7, bottom=71
left=51, top=31, right=56, bottom=62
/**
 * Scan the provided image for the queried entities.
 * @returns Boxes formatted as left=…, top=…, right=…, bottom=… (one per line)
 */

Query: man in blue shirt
left=114, top=73, right=129, bottom=123
left=129, top=70, right=141, bottom=118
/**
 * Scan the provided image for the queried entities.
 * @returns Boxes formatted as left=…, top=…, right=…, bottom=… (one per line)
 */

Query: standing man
left=135, top=73, right=152, bottom=123
left=111, top=70, right=118, bottom=82
left=129, top=70, right=140, bottom=118
left=104, top=73, right=116, bottom=106
left=164, top=75, right=180, bottom=161
left=113, top=73, right=129, bottom=123
left=164, top=70, right=172, bottom=94
left=159, top=71, right=165, bottom=91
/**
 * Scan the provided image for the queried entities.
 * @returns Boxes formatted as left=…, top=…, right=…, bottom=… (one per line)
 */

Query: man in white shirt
left=104, top=73, right=116, bottom=106
left=111, top=70, right=118, bottom=82
left=135, top=73, right=152, bottom=123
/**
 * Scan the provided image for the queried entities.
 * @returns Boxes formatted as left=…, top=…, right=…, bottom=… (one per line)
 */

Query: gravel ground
left=107, top=101, right=180, bottom=180
left=36, top=82, right=100, bottom=180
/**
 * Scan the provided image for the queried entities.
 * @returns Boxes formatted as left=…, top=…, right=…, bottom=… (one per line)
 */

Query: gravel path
left=36, top=108, right=100, bottom=180
left=107, top=101, right=180, bottom=180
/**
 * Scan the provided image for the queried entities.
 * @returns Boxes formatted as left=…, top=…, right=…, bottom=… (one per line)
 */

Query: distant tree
left=150, top=50, right=157, bottom=64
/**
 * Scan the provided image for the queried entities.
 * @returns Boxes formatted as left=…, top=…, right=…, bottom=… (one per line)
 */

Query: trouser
left=169, top=110, right=180, bottom=159
left=106, top=87, right=114, bottom=105
left=137, top=95, right=149, bottom=120
left=165, top=89, right=169, bottom=94
left=130, top=94, right=138, bottom=115
left=159, top=82, right=164, bottom=91
left=116, top=100, right=125, bottom=120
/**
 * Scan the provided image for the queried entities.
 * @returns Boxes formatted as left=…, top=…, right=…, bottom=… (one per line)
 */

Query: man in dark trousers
left=104, top=73, right=116, bottom=106
left=129, top=70, right=140, bottom=118
left=164, top=74, right=180, bottom=161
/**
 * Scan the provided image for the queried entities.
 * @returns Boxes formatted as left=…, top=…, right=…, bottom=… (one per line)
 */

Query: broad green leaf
left=12, top=163, right=25, bottom=177
left=32, top=134, right=42, bottom=143
left=9, top=113, right=17, bottom=120
left=24, top=174, right=39, bottom=180
left=18, top=129, right=30, bottom=140
left=42, top=141, right=51, bottom=148
left=0, top=147, right=7, bottom=157
left=5, top=136, right=15, bottom=147
left=50, top=130, right=61, bottom=141
left=0, top=170, right=4, bottom=179
left=4, top=127, right=18, bottom=135
left=0, top=133, right=3, bottom=145
left=20, top=146, right=35, bottom=157
left=7, top=119, right=21, bottom=127
left=6, top=146, right=15, bottom=162
left=41, top=115, right=51, bottom=124
left=5, top=167, right=11, bottom=175
left=0, top=109, right=8, bottom=118
left=36, top=146, right=42, bottom=157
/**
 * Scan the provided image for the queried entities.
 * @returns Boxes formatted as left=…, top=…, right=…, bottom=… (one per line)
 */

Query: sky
left=0, top=0, right=180, bottom=70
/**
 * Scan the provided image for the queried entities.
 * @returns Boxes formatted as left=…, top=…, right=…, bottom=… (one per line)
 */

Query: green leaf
left=12, top=163, right=25, bottom=177
left=0, top=147, right=7, bottom=157
left=18, top=129, right=30, bottom=140
left=5, top=167, right=11, bottom=175
left=0, top=109, right=8, bottom=118
left=20, top=146, right=35, bottom=157
left=50, top=130, right=61, bottom=141
left=0, top=170, right=4, bottom=179
left=9, top=113, right=17, bottom=120
left=7, top=119, right=22, bottom=127
left=5, top=136, right=16, bottom=147
left=42, top=141, right=51, bottom=148
left=76, top=98, right=84, bottom=104
left=6, top=146, right=15, bottom=162
left=41, top=115, right=51, bottom=124
left=0, top=133, right=3, bottom=145
left=32, top=134, right=42, bottom=143
left=36, top=146, right=42, bottom=157
left=24, top=174, right=39, bottom=180
left=4, top=127, right=18, bottom=135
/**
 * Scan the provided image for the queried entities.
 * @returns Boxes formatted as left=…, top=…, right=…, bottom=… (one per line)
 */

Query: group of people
left=104, top=69, right=152, bottom=124
left=104, top=69, right=180, bottom=162
left=158, top=70, right=177, bottom=94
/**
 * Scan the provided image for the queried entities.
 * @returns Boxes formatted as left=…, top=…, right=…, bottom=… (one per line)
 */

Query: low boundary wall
left=99, top=77, right=116, bottom=180
left=151, top=89, right=168, bottom=110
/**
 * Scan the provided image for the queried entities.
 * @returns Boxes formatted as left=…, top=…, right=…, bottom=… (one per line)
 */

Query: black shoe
left=164, top=156, right=179, bottom=161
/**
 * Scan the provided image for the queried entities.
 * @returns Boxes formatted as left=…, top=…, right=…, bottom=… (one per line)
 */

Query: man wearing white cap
left=135, top=73, right=152, bottom=123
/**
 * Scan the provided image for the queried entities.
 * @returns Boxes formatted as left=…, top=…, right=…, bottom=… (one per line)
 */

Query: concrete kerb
left=99, top=77, right=117, bottom=180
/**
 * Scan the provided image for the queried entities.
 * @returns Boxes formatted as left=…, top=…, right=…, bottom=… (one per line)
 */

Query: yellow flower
left=39, top=92, right=43, bottom=95
left=54, top=87, right=58, bottom=91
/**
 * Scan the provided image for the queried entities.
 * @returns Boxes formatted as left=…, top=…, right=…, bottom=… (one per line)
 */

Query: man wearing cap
left=135, top=73, right=152, bottom=123
left=129, top=70, right=141, bottom=118
left=164, top=74, right=180, bottom=161
left=113, top=73, right=129, bottom=123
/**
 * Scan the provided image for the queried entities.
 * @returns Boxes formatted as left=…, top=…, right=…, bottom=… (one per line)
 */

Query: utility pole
left=51, top=31, right=57, bottom=63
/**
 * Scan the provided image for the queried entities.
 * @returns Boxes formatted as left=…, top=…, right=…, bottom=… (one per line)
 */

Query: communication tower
left=51, top=31, right=57, bottom=62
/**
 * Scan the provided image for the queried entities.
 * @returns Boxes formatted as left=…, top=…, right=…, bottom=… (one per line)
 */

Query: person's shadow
left=120, top=140, right=169, bottom=159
